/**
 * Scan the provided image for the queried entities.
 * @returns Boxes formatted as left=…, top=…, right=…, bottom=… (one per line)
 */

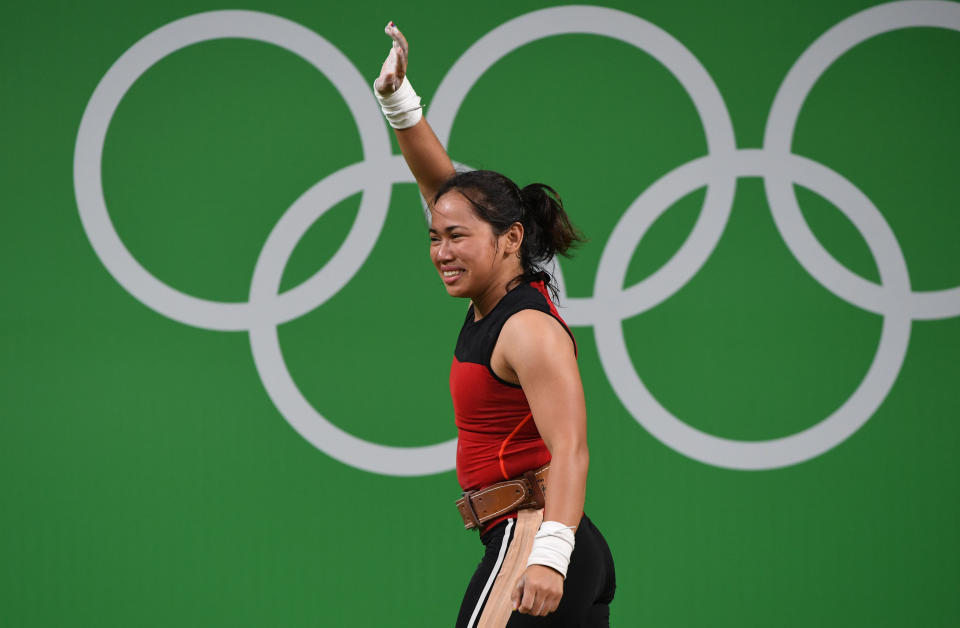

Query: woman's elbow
left=552, top=439, right=589, bottom=469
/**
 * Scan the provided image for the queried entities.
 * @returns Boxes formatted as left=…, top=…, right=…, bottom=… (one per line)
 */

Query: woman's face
left=429, top=190, right=514, bottom=299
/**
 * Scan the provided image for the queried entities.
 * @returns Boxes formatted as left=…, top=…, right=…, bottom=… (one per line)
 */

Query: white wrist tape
left=374, top=76, right=423, bottom=129
left=525, top=521, right=576, bottom=579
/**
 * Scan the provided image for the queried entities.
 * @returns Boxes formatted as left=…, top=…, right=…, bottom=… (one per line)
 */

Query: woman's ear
left=501, top=222, right=524, bottom=257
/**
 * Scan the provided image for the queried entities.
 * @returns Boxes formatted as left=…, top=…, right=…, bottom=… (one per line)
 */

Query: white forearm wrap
left=374, top=76, right=423, bottom=129
left=526, top=521, right=576, bottom=579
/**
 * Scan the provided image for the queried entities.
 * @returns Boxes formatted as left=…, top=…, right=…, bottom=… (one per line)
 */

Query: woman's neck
left=471, top=264, right=524, bottom=320
left=471, top=284, right=507, bottom=321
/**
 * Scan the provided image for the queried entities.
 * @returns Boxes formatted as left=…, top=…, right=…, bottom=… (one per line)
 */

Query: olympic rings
left=74, top=2, right=960, bottom=474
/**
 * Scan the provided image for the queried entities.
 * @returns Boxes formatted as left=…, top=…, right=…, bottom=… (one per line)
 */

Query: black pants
left=456, top=514, right=616, bottom=627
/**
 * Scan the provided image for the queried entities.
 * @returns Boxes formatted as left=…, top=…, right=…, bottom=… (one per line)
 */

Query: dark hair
left=432, top=170, right=585, bottom=300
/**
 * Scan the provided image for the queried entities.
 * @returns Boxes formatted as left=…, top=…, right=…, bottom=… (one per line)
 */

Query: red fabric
left=451, top=359, right=552, bottom=491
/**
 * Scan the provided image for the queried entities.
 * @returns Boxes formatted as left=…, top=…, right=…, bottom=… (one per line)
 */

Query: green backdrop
left=2, top=0, right=959, bottom=626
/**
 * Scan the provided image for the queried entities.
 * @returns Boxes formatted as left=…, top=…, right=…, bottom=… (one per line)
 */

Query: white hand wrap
left=374, top=76, right=423, bottom=129
left=525, top=520, right=576, bottom=579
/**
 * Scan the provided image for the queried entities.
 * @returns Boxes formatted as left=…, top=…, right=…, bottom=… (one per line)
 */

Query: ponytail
left=516, top=183, right=584, bottom=293
left=432, top=170, right=586, bottom=300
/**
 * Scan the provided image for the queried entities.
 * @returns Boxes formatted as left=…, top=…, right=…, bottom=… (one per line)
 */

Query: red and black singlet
left=450, top=280, right=577, bottom=495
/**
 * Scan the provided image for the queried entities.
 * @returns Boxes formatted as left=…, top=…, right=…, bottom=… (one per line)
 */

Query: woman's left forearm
left=542, top=441, right=589, bottom=530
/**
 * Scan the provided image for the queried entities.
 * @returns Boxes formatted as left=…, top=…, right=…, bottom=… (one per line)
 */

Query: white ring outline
left=593, top=149, right=912, bottom=470
left=73, top=10, right=394, bottom=331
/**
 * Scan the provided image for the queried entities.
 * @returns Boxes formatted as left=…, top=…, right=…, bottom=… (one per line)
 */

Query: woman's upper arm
left=497, top=310, right=586, bottom=451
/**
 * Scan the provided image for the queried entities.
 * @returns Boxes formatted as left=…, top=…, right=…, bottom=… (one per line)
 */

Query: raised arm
left=374, top=23, right=455, bottom=206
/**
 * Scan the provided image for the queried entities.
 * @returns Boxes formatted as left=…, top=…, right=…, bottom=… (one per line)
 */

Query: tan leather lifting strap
left=477, top=508, right=544, bottom=628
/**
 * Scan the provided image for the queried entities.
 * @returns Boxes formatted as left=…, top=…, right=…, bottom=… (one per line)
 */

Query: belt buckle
left=522, top=469, right=546, bottom=510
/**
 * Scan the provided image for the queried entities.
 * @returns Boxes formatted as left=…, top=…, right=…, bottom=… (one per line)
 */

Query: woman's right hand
left=374, top=22, right=409, bottom=96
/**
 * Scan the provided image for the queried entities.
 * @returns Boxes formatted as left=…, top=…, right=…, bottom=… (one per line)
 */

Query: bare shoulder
left=499, top=309, right=575, bottom=357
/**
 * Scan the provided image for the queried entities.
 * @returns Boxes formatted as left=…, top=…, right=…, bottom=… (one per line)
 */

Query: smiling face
left=429, top=190, right=524, bottom=306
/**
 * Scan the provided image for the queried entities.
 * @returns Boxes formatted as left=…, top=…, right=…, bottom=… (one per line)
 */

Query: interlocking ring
left=75, top=2, right=960, bottom=474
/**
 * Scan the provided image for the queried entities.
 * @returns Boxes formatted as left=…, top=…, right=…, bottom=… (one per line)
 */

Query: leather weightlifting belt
left=455, top=464, right=550, bottom=531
